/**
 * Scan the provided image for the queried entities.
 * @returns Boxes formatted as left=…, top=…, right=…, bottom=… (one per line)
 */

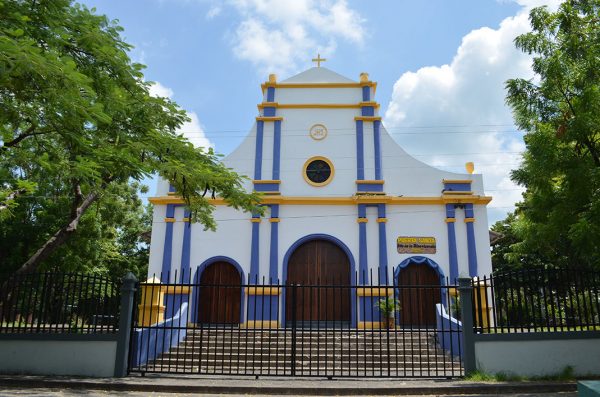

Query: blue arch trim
left=281, top=234, right=357, bottom=326
left=192, top=256, right=246, bottom=323
left=394, top=256, right=445, bottom=285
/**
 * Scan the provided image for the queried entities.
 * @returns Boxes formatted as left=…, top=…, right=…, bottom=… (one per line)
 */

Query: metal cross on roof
left=312, top=53, right=327, bottom=67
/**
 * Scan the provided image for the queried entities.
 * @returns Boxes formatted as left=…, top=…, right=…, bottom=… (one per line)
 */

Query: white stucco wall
left=475, top=337, right=600, bottom=377
left=0, top=340, right=117, bottom=377
left=148, top=66, right=493, bottom=285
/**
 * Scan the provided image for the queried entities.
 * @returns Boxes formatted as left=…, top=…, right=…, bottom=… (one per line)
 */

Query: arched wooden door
left=285, top=240, right=351, bottom=325
left=198, top=261, right=241, bottom=324
left=397, top=263, right=441, bottom=327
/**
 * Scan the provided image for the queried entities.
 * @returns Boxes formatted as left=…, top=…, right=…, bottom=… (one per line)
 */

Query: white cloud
left=148, top=82, right=213, bottom=149
left=148, top=81, right=174, bottom=98
left=206, top=5, right=221, bottom=19
left=227, top=0, right=365, bottom=75
left=383, top=3, right=562, bottom=224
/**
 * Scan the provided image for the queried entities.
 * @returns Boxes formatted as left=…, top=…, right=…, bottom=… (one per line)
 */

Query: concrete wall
left=474, top=332, right=600, bottom=377
left=0, top=335, right=118, bottom=377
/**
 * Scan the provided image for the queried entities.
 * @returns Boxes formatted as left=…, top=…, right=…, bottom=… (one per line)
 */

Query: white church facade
left=148, top=64, right=492, bottom=329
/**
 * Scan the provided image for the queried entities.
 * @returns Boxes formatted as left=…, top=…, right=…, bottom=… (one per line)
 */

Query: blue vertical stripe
left=356, top=120, right=364, bottom=180
left=272, top=120, right=281, bottom=181
left=465, top=204, right=478, bottom=277
left=267, top=87, right=275, bottom=102
left=362, top=86, right=370, bottom=101
left=374, top=120, right=382, bottom=180
left=377, top=204, right=388, bottom=280
left=358, top=204, right=368, bottom=284
left=254, top=121, right=264, bottom=180
left=180, top=210, right=191, bottom=282
left=161, top=204, right=175, bottom=282
left=250, top=218, right=260, bottom=283
left=445, top=204, right=459, bottom=282
left=269, top=205, right=279, bottom=282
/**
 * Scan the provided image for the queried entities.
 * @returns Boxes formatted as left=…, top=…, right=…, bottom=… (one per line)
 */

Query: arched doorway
left=285, top=239, right=351, bottom=326
left=198, top=261, right=241, bottom=325
left=396, top=259, right=442, bottom=327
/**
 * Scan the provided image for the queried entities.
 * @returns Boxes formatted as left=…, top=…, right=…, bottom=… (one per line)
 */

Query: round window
left=303, top=157, right=334, bottom=186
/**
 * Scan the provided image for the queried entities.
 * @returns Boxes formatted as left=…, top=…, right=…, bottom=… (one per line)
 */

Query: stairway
left=136, top=328, right=463, bottom=377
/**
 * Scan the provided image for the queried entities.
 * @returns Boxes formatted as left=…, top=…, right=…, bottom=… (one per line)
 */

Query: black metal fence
left=129, top=271, right=463, bottom=378
left=0, top=272, right=121, bottom=334
left=473, top=268, right=600, bottom=333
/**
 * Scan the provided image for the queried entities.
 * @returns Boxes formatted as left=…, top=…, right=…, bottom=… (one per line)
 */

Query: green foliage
left=464, top=366, right=575, bottom=382
left=0, top=0, right=260, bottom=276
left=375, top=297, right=400, bottom=319
left=503, top=0, right=600, bottom=270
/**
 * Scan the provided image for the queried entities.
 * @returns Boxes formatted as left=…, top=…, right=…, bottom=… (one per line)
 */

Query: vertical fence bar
left=290, top=283, right=297, bottom=376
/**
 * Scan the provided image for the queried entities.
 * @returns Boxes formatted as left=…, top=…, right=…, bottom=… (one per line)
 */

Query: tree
left=0, top=0, right=260, bottom=276
left=505, top=0, right=600, bottom=270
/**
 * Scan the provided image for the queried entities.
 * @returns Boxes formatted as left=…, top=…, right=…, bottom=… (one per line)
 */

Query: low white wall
left=475, top=335, right=600, bottom=377
left=0, top=339, right=117, bottom=377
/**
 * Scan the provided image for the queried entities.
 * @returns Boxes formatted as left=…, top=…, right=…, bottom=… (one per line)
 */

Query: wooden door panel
left=286, top=240, right=350, bottom=324
left=198, top=262, right=241, bottom=324
left=397, top=263, right=441, bottom=327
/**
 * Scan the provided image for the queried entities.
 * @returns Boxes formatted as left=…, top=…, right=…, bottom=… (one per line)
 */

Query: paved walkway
left=0, top=374, right=578, bottom=396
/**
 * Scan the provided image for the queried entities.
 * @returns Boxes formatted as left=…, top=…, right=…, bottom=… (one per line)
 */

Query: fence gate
left=128, top=276, right=464, bottom=378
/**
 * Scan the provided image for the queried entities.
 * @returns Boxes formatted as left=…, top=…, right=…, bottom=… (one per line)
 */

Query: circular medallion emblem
left=309, top=124, right=328, bottom=140
left=303, top=156, right=334, bottom=186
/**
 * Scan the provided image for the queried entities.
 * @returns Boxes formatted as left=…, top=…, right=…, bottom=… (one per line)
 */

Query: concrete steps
left=135, top=328, right=463, bottom=377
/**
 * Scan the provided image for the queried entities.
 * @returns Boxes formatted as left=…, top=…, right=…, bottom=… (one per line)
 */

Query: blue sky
left=80, top=0, right=558, bottom=225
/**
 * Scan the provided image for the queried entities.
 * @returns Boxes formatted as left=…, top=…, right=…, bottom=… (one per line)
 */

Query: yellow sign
left=397, top=236, right=436, bottom=254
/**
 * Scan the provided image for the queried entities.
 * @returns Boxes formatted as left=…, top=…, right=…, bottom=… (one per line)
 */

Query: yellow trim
left=465, top=217, right=475, bottom=223
left=356, top=180, right=385, bottom=185
left=167, top=191, right=177, bottom=196
left=182, top=217, right=190, bottom=222
left=445, top=218, right=456, bottom=223
left=303, top=156, right=335, bottom=187
left=151, top=195, right=492, bottom=206
left=356, top=191, right=386, bottom=196
left=240, top=320, right=280, bottom=329
left=358, top=321, right=391, bottom=330
left=150, top=195, right=493, bottom=206
left=164, top=286, right=191, bottom=295
left=354, top=116, right=382, bottom=122
left=257, top=102, right=380, bottom=110
left=356, top=287, right=393, bottom=297
left=253, top=179, right=281, bottom=184
left=357, top=218, right=368, bottom=223
left=256, top=116, right=283, bottom=121
left=245, top=287, right=281, bottom=295
left=257, top=102, right=278, bottom=109
left=443, top=191, right=474, bottom=195
left=269, top=217, right=280, bottom=223
left=250, top=218, right=261, bottom=223
left=443, top=179, right=473, bottom=184
left=261, top=82, right=377, bottom=91
left=164, top=217, right=175, bottom=223
left=376, top=218, right=388, bottom=223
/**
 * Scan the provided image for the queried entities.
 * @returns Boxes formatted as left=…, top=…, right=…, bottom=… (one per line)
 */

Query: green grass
left=464, top=366, right=576, bottom=382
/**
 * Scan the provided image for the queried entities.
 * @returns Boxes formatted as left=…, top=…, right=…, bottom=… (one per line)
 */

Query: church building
left=148, top=61, right=492, bottom=329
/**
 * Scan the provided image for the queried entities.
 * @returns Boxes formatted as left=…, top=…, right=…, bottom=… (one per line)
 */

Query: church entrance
left=397, top=262, right=441, bottom=327
left=198, top=261, right=241, bottom=324
left=285, top=239, right=351, bottom=326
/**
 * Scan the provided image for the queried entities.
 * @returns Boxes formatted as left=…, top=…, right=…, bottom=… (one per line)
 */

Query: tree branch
left=2, top=124, right=39, bottom=149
